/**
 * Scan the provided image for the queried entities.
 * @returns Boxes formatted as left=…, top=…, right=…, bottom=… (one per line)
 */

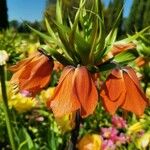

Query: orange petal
left=100, top=72, right=126, bottom=115
left=50, top=67, right=80, bottom=117
left=111, top=43, right=136, bottom=55
left=10, top=66, right=26, bottom=84
left=10, top=51, right=54, bottom=96
left=18, top=54, right=43, bottom=81
left=9, top=52, right=41, bottom=72
left=106, top=69, right=125, bottom=101
left=20, top=63, right=53, bottom=95
left=20, top=55, right=53, bottom=92
left=123, top=67, right=142, bottom=90
left=72, top=66, right=98, bottom=118
left=111, top=68, right=123, bottom=78
left=135, top=57, right=147, bottom=67
left=121, top=72, right=147, bottom=116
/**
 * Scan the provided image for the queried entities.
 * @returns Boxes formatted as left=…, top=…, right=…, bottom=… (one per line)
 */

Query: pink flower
left=102, top=139, right=116, bottom=150
left=101, top=127, right=118, bottom=141
left=101, top=127, right=128, bottom=149
left=20, top=90, right=32, bottom=97
left=111, top=115, right=127, bottom=129
left=115, top=133, right=129, bottom=145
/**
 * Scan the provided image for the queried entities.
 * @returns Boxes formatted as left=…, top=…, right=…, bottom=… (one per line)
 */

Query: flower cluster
left=101, top=115, right=128, bottom=150
left=9, top=49, right=148, bottom=118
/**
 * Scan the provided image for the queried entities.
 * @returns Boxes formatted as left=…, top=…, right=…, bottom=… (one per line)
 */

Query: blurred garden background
left=0, top=0, right=150, bottom=150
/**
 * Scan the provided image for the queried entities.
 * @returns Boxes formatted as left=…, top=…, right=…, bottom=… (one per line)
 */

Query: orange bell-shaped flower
left=47, top=66, right=98, bottom=118
left=10, top=51, right=54, bottom=96
left=111, top=43, right=136, bottom=55
left=100, top=67, right=148, bottom=116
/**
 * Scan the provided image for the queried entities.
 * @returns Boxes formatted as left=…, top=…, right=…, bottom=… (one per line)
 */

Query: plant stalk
left=0, top=65, right=16, bottom=150
left=68, top=111, right=81, bottom=150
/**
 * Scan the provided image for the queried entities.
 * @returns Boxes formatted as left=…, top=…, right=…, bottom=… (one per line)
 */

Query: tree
left=9, top=20, right=19, bottom=29
left=143, top=0, right=150, bottom=28
left=0, top=0, right=9, bottom=30
left=135, top=0, right=147, bottom=31
left=44, top=0, right=80, bottom=22
left=126, top=0, right=149, bottom=33
left=104, top=0, right=124, bottom=38
left=104, top=1, right=113, bottom=34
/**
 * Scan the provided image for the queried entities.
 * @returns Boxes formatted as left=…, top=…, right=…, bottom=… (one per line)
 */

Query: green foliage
left=143, top=0, right=150, bottom=28
left=80, top=103, right=111, bottom=136
left=0, top=106, right=64, bottom=150
left=0, top=104, right=8, bottom=148
left=0, top=30, right=22, bottom=64
left=0, top=29, right=41, bottom=65
left=104, top=0, right=124, bottom=38
left=126, top=0, right=150, bottom=33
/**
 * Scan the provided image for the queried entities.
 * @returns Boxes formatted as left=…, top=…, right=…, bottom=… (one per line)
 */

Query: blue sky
left=7, top=0, right=132, bottom=22
left=104, top=0, right=133, bottom=17
left=7, top=0, right=46, bottom=21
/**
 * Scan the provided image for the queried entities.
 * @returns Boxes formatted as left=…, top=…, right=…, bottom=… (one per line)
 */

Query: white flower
left=0, top=50, right=9, bottom=65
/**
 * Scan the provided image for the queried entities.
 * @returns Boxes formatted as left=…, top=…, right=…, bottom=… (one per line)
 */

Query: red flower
left=10, top=51, right=54, bottom=96
left=100, top=67, right=148, bottom=116
left=47, top=66, right=98, bottom=118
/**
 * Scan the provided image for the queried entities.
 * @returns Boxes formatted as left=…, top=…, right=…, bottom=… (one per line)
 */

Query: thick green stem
left=68, top=111, right=81, bottom=150
left=0, top=65, right=16, bottom=150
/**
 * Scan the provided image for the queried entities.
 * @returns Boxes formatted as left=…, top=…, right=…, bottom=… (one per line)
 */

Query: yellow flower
left=136, top=131, right=150, bottom=149
left=40, top=87, right=55, bottom=104
left=0, top=82, right=36, bottom=113
left=128, top=122, right=145, bottom=134
left=9, top=93, right=36, bottom=113
left=55, top=112, right=76, bottom=133
left=28, top=42, right=40, bottom=55
left=77, top=134, right=102, bottom=150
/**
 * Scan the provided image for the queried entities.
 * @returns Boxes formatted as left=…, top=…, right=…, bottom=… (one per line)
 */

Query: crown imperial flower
left=9, top=51, right=54, bottom=96
left=47, top=66, right=98, bottom=118
left=100, top=66, right=148, bottom=116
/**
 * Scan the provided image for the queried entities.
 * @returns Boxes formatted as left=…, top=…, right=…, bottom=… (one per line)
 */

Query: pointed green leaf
left=27, top=25, right=51, bottom=42
left=40, top=45, right=74, bottom=65
left=45, top=18, right=64, bottom=48
left=115, top=26, right=150, bottom=44
left=18, top=127, right=36, bottom=150
left=94, top=47, right=107, bottom=64
left=104, top=8, right=123, bottom=55
left=53, top=20, right=92, bottom=64
left=45, top=18, right=57, bottom=40
left=56, top=0, right=63, bottom=24
left=114, top=50, right=137, bottom=64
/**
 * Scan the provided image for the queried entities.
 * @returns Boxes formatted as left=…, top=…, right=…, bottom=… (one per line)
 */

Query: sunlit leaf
left=114, top=50, right=137, bottom=64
